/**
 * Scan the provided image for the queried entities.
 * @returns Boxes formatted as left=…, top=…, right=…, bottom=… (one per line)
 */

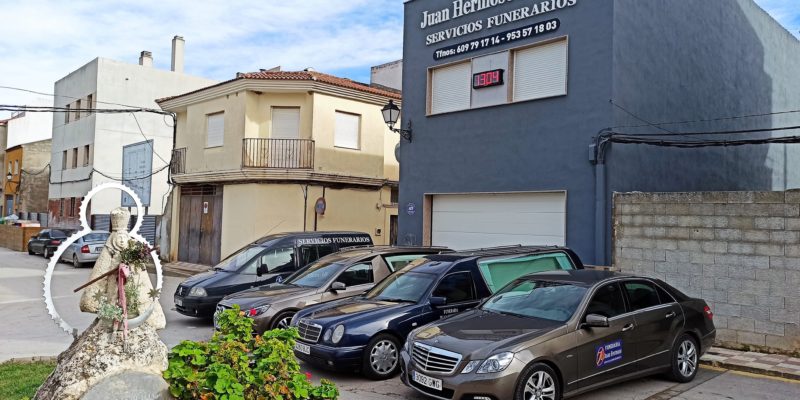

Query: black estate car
left=216, top=246, right=449, bottom=334
left=291, top=246, right=584, bottom=380
left=28, top=229, right=70, bottom=259
left=174, top=231, right=372, bottom=318
left=401, top=270, right=716, bottom=400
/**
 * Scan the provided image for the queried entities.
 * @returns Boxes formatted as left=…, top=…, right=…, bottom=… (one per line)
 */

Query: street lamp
left=381, top=100, right=412, bottom=142
left=5, top=173, right=11, bottom=182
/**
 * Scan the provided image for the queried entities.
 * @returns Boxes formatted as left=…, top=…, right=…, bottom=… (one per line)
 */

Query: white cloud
left=0, top=0, right=404, bottom=116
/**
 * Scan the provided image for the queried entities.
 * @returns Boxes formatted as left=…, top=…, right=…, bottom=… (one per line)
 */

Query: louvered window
left=430, top=62, right=472, bottom=114
left=334, top=111, right=360, bottom=149
left=513, top=39, right=568, bottom=102
left=206, top=112, right=225, bottom=148
left=271, top=107, right=301, bottom=139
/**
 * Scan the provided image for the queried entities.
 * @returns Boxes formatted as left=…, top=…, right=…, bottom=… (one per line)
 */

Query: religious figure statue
left=79, top=207, right=165, bottom=330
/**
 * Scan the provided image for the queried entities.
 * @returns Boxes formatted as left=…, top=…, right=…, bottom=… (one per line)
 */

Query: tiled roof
left=158, top=70, right=401, bottom=103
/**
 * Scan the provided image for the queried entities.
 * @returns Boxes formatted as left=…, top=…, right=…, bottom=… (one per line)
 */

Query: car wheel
left=43, top=248, right=50, bottom=259
left=668, top=334, right=699, bottom=383
left=73, top=255, right=82, bottom=268
left=270, top=311, right=295, bottom=330
left=362, top=334, right=401, bottom=380
left=28, top=245, right=34, bottom=255
left=514, top=362, right=561, bottom=400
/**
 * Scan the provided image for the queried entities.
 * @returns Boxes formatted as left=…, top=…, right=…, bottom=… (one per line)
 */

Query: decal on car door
left=595, top=340, right=623, bottom=367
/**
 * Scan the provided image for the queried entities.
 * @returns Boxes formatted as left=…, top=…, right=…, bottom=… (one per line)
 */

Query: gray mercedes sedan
left=401, top=270, right=715, bottom=400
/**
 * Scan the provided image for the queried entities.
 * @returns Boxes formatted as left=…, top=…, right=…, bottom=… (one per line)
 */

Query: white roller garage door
left=431, top=192, right=566, bottom=250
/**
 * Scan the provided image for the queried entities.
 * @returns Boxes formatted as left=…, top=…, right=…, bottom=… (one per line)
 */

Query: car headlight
left=188, top=287, right=207, bottom=297
left=476, top=352, right=515, bottom=374
left=323, top=328, right=332, bottom=342
left=331, top=325, right=345, bottom=344
left=245, top=305, right=269, bottom=317
left=461, top=360, right=482, bottom=374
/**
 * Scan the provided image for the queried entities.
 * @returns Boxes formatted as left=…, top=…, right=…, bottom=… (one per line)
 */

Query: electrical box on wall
left=375, top=228, right=382, bottom=236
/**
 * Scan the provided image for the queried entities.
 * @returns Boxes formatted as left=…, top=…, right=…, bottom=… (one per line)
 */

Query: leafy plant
left=118, top=239, right=153, bottom=272
left=164, top=305, right=338, bottom=400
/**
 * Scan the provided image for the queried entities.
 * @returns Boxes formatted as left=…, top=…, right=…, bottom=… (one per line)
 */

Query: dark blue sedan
left=291, top=246, right=584, bottom=380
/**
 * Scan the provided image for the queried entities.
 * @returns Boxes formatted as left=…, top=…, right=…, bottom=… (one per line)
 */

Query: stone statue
left=35, top=206, right=169, bottom=400
left=79, top=207, right=165, bottom=329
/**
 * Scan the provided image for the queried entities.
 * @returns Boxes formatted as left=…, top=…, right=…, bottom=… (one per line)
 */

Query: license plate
left=294, top=342, right=310, bottom=355
left=174, top=296, right=183, bottom=307
left=92, top=247, right=101, bottom=253
left=412, top=371, right=442, bottom=391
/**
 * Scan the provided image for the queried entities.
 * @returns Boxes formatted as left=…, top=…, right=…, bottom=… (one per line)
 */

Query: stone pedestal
left=34, top=319, right=168, bottom=400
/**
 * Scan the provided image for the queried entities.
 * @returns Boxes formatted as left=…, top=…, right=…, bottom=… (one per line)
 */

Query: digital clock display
left=473, top=69, right=504, bottom=89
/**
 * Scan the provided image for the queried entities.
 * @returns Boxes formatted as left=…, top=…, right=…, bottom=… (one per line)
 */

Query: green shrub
left=163, top=305, right=338, bottom=400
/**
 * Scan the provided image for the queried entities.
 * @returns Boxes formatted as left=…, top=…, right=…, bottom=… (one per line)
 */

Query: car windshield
left=286, top=261, right=345, bottom=288
left=215, top=245, right=266, bottom=272
left=51, top=230, right=67, bottom=239
left=481, top=280, right=588, bottom=322
left=364, top=271, right=436, bottom=303
left=84, top=233, right=110, bottom=242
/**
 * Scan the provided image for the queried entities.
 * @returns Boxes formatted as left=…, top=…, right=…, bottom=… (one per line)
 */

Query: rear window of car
left=85, top=233, right=110, bottom=242
left=384, top=254, right=428, bottom=272
left=50, top=230, right=67, bottom=239
left=478, top=252, right=576, bottom=293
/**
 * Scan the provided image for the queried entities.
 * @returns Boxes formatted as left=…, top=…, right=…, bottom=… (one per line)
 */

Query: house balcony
left=241, top=138, right=314, bottom=169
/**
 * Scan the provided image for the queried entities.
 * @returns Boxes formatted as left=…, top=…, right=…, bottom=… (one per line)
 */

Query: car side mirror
left=256, top=264, right=268, bottom=277
left=583, top=314, right=609, bottom=328
left=331, top=282, right=346, bottom=292
left=429, top=296, right=447, bottom=307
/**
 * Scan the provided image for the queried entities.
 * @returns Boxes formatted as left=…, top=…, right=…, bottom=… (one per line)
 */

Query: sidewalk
left=161, top=261, right=209, bottom=277
left=702, top=347, right=800, bottom=381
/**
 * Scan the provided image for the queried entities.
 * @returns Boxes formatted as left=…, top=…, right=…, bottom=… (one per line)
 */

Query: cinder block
left=786, top=270, right=800, bottom=284
left=685, top=263, right=704, bottom=276
left=737, top=331, right=766, bottom=346
left=702, top=241, right=729, bottom=254
left=667, top=227, right=692, bottom=239
left=714, top=254, right=769, bottom=268
left=689, top=204, right=717, bottom=215
left=769, top=204, right=800, bottom=217
left=771, top=231, right=800, bottom=244
left=755, top=296, right=785, bottom=308
left=727, top=317, right=755, bottom=331
left=754, top=192, right=787, bottom=204
left=642, top=249, right=667, bottom=261
left=702, top=192, right=729, bottom=204
left=766, top=334, right=795, bottom=351
left=690, top=228, right=715, bottom=240
left=620, top=247, right=643, bottom=260
left=770, top=309, right=800, bottom=324
left=728, top=217, right=755, bottom=229
left=644, top=227, right=667, bottom=238
left=678, top=216, right=704, bottom=227
left=728, top=243, right=755, bottom=255
left=738, top=279, right=770, bottom=295
left=756, top=269, right=786, bottom=282
left=713, top=315, right=729, bottom=329
left=754, top=320, right=785, bottom=336
left=769, top=282, right=800, bottom=297
left=652, top=192, right=702, bottom=203
left=632, top=215, right=655, bottom=226
left=755, top=217, right=785, bottom=230
left=665, top=203, right=690, bottom=215
left=786, top=190, right=800, bottom=204
left=740, top=305, right=770, bottom=320
left=677, top=240, right=702, bottom=251
left=785, top=297, right=800, bottom=312
left=655, top=239, right=678, bottom=250
left=702, top=288, right=729, bottom=302
left=655, top=262, right=679, bottom=274
left=742, top=230, right=770, bottom=243
left=754, top=244, right=784, bottom=257
left=727, top=292, right=756, bottom=306
left=665, top=274, right=692, bottom=290
left=690, top=252, right=716, bottom=264
left=654, top=215, right=680, bottom=227
left=703, top=265, right=728, bottom=277
left=715, top=229, right=743, bottom=241
left=666, top=251, right=691, bottom=263
left=715, top=328, right=738, bottom=342
left=787, top=245, right=800, bottom=258
left=786, top=218, right=800, bottom=231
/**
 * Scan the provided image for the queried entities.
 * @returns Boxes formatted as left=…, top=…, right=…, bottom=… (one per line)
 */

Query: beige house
left=158, top=69, right=401, bottom=265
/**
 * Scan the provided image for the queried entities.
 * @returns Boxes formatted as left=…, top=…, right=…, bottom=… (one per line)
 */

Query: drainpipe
left=591, top=133, right=610, bottom=266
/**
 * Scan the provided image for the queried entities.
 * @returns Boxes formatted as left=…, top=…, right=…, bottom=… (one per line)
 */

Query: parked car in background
left=174, top=231, right=373, bottom=318
left=291, top=246, right=584, bottom=380
left=27, top=229, right=70, bottom=259
left=216, top=246, right=450, bottom=334
left=401, top=270, right=716, bottom=400
left=58, top=231, right=110, bottom=268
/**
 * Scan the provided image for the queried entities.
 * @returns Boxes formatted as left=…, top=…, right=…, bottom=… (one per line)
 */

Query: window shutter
left=513, top=39, right=568, bottom=102
left=334, top=112, right=360, bottom=149
left=271, top=108, right=301, bottom=139
left=431, top=62, right=472, bottom=114
left=206, top=113, right=225, bottom=147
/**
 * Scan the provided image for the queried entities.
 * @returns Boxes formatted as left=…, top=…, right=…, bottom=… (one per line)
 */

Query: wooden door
left=178, top=185, right=223, bottom=265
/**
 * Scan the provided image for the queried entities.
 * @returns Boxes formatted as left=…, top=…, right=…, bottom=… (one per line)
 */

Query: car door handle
left=665, top=311, right=676, bottom=319
left=622, top=323, right=635, bottom=332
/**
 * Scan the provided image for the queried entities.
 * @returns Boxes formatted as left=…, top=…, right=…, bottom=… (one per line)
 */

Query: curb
left=700, top=359, right=800, bottom=381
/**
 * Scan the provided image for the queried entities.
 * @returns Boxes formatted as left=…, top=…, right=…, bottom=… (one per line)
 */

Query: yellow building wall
left=217, top=183, right=397, bottom=259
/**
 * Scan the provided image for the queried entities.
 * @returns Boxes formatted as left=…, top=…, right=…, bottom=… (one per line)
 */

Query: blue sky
left=0, top=0, right=797, bottom=115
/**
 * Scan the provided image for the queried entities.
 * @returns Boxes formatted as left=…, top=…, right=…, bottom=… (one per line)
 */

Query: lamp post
left=381, top=100, right=412, bottom=142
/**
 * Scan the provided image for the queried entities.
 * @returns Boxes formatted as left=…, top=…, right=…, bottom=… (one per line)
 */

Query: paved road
left=2, top=248, right=798, bottom=399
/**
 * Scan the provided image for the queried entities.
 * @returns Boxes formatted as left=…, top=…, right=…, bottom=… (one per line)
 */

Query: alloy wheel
left=524, top=370, right=556, bottom=400
left=44, top=248, right=50, bottom=259
left=369, top=340, right=398, bottom=375
left=277, top=315, right=293, bottom=329
left=73, top=255, right=80, bottom=268
left=677, top=339, right=697, bottom=377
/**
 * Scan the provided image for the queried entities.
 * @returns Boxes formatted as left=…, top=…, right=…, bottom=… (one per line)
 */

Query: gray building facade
left=399, top=0, right=800, bottom=265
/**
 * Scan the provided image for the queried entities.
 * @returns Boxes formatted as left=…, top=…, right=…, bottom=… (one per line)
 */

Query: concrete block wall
left=613, top=191, right=800, bottom=355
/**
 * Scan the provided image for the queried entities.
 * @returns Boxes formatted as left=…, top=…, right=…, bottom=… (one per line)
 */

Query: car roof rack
left=341, top=244, right=452, bottom=252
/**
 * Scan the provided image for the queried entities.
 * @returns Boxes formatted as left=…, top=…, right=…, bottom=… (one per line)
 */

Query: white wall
left=6, top=97, right=53, bottom=149
left=370, top=60, right=403, bottom=91
left=50, top=57, right=216, bottom=215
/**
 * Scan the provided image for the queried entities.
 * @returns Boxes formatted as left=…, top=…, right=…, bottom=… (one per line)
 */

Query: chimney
left=139, top=51, right=153, bottom=67
left=171, top=35, right=185, bottom=73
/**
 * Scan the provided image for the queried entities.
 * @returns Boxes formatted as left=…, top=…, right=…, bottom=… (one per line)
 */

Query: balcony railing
left=242, top=139, right=315, bottom=169
left=171, top=147, right=186, bottom=175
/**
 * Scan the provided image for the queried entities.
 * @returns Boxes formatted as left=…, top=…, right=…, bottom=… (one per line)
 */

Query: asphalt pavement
left=1, top=247, right=798, bottom=399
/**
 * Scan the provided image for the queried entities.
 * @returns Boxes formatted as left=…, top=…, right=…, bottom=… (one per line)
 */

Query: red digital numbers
left=472, top=69, right=504, bottom=89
